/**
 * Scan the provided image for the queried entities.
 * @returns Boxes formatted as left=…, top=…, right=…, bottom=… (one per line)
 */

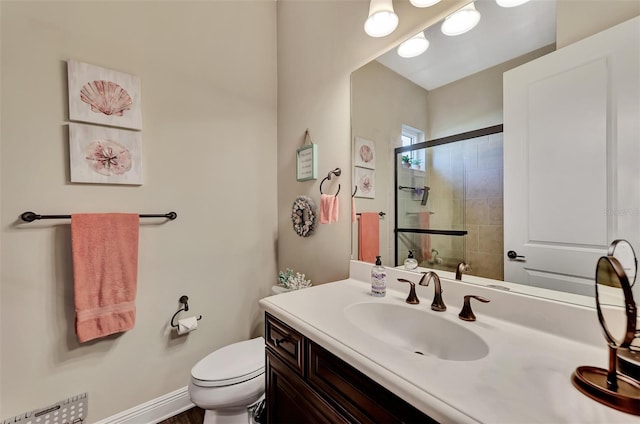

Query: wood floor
left=158, top=407, right=204, bottom=424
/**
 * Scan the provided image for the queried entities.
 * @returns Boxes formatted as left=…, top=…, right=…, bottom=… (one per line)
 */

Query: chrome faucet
left=455, top=262, right=470, bottom=280
left=418, top=271, right=446, bottom=311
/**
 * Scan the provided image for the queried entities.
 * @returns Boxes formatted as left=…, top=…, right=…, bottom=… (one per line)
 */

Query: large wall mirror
left=351, top=0, right=640, bottom=301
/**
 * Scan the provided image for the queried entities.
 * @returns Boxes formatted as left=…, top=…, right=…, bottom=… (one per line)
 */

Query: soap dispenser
left=371, top=256, right=386, bottom=297
left=404, top=250, right=418, bottom=270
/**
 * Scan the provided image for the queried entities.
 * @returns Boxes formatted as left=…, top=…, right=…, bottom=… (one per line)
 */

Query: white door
left=503, top=17, right=640, bottom=296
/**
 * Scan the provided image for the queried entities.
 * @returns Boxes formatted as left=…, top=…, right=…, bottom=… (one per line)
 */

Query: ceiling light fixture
left=496, top=0, right=531, bottom=7
left=441, top=2, right=481, bottom=36
left=397, top=31, right=430, bottom=58
left=409, top=0, right=441, bottom=7
left=364, top=0, right=399, bottom=38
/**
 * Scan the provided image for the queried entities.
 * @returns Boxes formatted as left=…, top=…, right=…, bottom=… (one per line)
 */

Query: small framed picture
left=69, top=123, right=143, bottom=185
left=67, top=60, right=142, bottom=130
left=296, top=144, right=317, bottom=181
left=354, top=137, right=375, bottom=169
left=354, top=166, right=375, bottom=199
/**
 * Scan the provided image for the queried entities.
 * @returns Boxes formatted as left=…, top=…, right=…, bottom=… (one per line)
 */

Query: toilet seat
left=191, top=336, right=265, bottom=388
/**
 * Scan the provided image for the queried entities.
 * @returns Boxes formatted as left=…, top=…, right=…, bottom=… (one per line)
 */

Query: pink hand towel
left=71, top=213, right=140, bottom=343
left=320, top=194, right=334, bottom=224
left=358, top=212, right=379, bottom=263
left=418, top=211, right=432, bottom=262
left=331, top=195, right=339, bottom=223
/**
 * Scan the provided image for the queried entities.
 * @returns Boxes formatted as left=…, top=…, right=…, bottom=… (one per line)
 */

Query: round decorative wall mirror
left=572, top=246, right=640, bottom=415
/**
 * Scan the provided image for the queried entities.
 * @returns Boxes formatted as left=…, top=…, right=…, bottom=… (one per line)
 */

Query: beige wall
left=556, top=0, right=640, bottom=49
left=0, top=1, right=276, bottom=421
left=427, top=45, right=555, bottom=140
left=351, top=61, right=429, bottom=266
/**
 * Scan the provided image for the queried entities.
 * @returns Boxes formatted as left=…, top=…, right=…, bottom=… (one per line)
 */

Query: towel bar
left=20, top=211, right=177, bottom=222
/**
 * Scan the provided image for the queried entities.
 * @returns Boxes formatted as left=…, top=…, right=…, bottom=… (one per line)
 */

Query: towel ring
left=319, top=168, right=341, bottom=196
left=352, top=186, right=358, bottom=197
left=170, top=295, right=202, bottom=328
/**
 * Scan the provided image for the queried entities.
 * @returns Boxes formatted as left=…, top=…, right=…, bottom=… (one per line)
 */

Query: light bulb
left=441, top=2, right=481, bottom=36
left=409, top=0, right=441, bottom=7
left=397, top=32, right=429, bottom=58
left=364, top=0, right=399, bottom=38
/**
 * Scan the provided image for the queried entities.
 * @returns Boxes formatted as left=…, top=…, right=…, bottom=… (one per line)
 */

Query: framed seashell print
left=67, top=60, right=142, bottom=130
left=69, top=123, right=143, bottom=185
left=354, top=137, right=375, bottom=169
left=354, top=166, right=375, bottom=199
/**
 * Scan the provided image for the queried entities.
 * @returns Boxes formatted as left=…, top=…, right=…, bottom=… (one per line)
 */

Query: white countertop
left=260, top=268, right=638, bottom=423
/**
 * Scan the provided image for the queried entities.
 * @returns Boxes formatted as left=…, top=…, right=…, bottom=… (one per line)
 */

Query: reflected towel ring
left=319, top=168, right=341, bottom=196
left=352, top=186, right=358, bottom=197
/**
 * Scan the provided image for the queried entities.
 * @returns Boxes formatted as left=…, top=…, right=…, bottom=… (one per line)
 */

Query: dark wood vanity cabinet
left=265, top=313, right=436, bottom=424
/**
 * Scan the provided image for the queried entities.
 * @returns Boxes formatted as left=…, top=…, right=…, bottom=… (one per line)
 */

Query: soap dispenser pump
left=404, top=250, right=418, bottom=270
left=371, top=256, right=386, bottom=297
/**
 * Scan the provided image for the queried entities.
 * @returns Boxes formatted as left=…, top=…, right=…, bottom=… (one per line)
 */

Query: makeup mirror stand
left=572, top=241, right=640, bottom=415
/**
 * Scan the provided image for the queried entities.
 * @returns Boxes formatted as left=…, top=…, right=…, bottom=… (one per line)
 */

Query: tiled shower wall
left=422, top=132, right=504, bottom=279
left=463, top=133, right=504, bottom=280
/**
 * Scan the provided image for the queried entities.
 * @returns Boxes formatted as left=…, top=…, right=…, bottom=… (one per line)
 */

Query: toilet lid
left=191, top=336, right=265, bottom=388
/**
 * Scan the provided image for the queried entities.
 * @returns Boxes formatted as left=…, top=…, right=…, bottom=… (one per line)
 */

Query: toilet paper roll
left=176, top=316, right=199, bottom=335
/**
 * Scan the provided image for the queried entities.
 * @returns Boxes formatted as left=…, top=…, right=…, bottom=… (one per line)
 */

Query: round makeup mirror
left=595, top=256, right=636, bottom=348
left=572, top=255, right=640, bottom=415
left=608, top=239, right=638, bottom=287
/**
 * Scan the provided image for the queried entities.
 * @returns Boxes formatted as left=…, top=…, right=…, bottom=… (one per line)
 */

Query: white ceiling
left=376, top=0, right=557, bottom=91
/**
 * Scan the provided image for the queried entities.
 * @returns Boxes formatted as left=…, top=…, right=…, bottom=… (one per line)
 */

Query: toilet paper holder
left=170, top=295, right=203, bottom=328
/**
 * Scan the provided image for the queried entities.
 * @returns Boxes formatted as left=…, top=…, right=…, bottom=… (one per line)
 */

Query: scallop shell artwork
left=359, top=144, right=374, bottom=164
left=80, top=80, right=133, bottom=117
left=85, top=140, right=132, bottom=176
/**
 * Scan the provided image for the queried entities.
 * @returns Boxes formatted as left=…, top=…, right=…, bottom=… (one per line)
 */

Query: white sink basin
left=344, top=302, right=489, bottom=361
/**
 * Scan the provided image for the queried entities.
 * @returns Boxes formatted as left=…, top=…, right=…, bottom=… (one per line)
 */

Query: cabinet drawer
left=265, top=313, right=304, bottom=375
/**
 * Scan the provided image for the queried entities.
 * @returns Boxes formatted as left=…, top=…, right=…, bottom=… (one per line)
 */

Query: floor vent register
left=2, top=393, right=87, bottom=424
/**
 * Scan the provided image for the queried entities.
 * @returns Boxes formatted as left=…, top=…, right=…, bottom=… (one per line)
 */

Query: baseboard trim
left=93, top=386, right=193, bottom=424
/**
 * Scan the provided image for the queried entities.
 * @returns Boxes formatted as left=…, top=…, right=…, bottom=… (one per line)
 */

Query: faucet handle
left=458, top=295, right=490, bottom=321
left=397, top=279, right=420, bottom=304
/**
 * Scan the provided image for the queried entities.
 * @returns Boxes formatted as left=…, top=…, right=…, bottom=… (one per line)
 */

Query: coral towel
left=71, top=213, right=139, bottom=343
left=358, top=212, right=379, bottom=263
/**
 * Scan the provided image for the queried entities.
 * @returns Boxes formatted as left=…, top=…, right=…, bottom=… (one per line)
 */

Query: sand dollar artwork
left=85, top=140, right=133, bottom=176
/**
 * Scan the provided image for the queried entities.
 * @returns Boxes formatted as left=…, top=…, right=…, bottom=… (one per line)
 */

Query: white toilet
left=188, top=336, right=265, bottom=424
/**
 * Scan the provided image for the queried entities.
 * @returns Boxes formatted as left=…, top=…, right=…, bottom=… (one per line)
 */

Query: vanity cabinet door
left=307, top=341, right=436, bottom=424
left=266, top=350, right=347, bottom=424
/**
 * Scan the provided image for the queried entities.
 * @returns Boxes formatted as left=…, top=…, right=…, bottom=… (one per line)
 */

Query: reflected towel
left=352, top=197, right=356, bottom=223
left=71, top=213, right=139, bottom=343
left=418, top=212, right=431, bottom=262
left=320, top=194, right=333, bottom=224
left=358, top=212, right=379, bottom=263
